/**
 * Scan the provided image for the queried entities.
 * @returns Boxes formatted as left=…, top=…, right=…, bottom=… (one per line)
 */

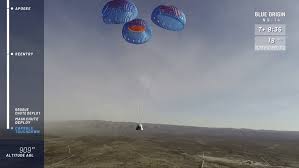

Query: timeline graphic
left=7, top=0, right=10, bottom=130
left=1, top=0, right=44, bottom=167
left=3, top=0, right=44, bottom=133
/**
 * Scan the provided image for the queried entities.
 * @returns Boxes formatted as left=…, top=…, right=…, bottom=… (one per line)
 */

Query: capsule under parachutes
left=151, top=5, right=186, bottom=31
left=102, top=0, right=138, bottom=24
left=136, top=123, right=144, bottom=131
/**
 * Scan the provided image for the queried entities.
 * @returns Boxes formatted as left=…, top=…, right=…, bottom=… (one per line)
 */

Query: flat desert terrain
left=45, top=121, right=299, bottom=168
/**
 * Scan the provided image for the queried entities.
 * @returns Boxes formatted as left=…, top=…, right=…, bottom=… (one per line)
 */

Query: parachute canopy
left=151, top=5, right=186, bottom=31
left=122, top=19, right=152, bottom=44
left=102, top=0, right=138, bottom=24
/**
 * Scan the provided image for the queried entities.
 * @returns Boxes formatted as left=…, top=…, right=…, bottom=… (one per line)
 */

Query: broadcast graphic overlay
left=0, top=0, right=44, bottom=167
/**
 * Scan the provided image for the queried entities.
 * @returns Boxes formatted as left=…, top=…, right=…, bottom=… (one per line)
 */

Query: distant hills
left=45, top=120, right=299, bottom=141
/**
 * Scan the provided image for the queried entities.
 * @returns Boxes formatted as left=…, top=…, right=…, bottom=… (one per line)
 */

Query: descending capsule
left=151, top=5, right=186, bottom=31
left=122, top=19, right=152, bottom=44
left=102, top=0, right=138, bottom=24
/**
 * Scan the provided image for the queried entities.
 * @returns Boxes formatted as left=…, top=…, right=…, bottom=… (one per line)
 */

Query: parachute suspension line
left=137, top=75, right=152, bottom=124
left=140, top=102, right=144, bottom=124
left=138, top=103, right=142, bottom=124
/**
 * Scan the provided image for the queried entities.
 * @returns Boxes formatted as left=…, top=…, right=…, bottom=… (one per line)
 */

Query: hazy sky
left=45, top=0, right=299, bottom=131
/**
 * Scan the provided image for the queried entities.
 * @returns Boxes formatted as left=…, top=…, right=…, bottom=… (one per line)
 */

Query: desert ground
left=45, top=121, right=299, bottom=168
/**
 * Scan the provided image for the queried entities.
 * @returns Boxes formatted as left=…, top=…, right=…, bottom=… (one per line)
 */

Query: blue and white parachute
left=102, top=0, right=138, bottom=24
left=122, top=19, right=152, bottom=44
left=151, top=5, right=186, bottom=31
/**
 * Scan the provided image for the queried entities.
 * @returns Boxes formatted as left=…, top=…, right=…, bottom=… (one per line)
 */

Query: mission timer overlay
left=0, top=0, right=44, bottom=168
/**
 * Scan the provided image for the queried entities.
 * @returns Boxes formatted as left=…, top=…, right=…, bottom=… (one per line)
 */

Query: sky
left=45, top=0, right=299, bottom=131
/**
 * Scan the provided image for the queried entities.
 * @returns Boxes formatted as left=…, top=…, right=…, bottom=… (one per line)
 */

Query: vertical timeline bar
left=6, top=0, right=10, bottom=130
